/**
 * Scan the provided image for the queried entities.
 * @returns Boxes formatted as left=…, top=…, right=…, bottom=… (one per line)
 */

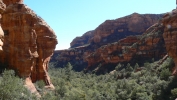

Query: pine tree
left=65, top=62, right=73, bottom=81
left=134, top=63, right=139, bottom=71
left=115, top=63, right=121, bottom=71
left=126, top=63, right=133, bottom=72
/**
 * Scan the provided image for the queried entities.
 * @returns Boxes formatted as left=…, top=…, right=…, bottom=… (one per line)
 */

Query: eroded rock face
left=85, top=23, right=166, bottom=73
left=70, top=30, right=94, bottom=48
left=52, top=22, right=166, bottom=73
left=162, top=9, right=177, bottom=75
left=0, top=1, right=57, bottom=92
left=70, top=14, right=163, bottom=49
left=52, top=13, right=163, bottom=72
left=92, top=13, right=163, bottom=44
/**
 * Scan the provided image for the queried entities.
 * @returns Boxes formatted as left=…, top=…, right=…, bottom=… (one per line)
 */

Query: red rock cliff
left=91, top=13, right=162, bottom=44
left=0, top=0, right=57, bottom=93
left=52, top=13, right=163, bottom=72
left=70, top=30, right=94, bottom=48
left=85, top=23, right=166, bottom=73
left=162, top=9, right=177, bottom=75
left=70, top=13, right=163, bottom=49
left=52, top=22, right=166, bottom=73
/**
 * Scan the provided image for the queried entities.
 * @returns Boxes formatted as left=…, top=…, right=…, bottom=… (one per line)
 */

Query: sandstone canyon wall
left=70, top=30, right=94, bottom=48
left=51, top=13, right=164, bottom=73
left=70, top=13, right=163, bottom=49
left=91, top=13, right=163, bottom=45
left=162, top=9, right=177, bottom=75
left=0, top=0, right=57, bottom=93
left=85, top=23, right=166, bottom=73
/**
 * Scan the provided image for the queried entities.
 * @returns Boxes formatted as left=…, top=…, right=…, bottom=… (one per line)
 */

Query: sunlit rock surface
left=51, top=14, right=165, bottom=73
left=162, top=9, right=177, bottom=75
left=0, top=0, right=57, bottom=93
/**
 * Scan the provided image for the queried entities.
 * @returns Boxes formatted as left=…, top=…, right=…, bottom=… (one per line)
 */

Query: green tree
left=115, top=63, right=121, bottom=71
left=171, top=88, right=177, bottom=99
left=126, top=63, right=133, bottom=72
left=65, top=62, right=73, bottom=81
left=134, top=63, right=139, bottom=71
left=55, top=79, right=67, bottom=98
left=160, top=68, right=171, bottom=80
left=0, top=70, right=37, bottom=100
left=35, top=80, right=45, bottom=92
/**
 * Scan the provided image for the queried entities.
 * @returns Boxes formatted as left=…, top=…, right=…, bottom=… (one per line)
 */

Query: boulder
left=0, top=1, right=57, bottom=93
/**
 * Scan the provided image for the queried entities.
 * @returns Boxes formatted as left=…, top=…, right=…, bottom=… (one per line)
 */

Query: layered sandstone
left=91, top=13, right=163, bottom=44
left=0, top=0, right=57, bottom=93
left=162, top=9, right=177, bottom=75
left=53, top=45, right=91, bottom=71
left=85, top=23, right=166, bottom=73
left=52, top=22, right=166, bottom=73
left=70, top=13, right=163, bottom=49
left=70, top=30, right=94, bottom=48
left=52, top=13, right=163, bottom=72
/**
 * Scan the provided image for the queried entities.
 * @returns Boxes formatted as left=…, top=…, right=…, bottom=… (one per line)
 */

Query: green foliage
left=2, top=56, right=175, bottom=100
left=55, top=79, right=67, bottom=97
left=65, top=62, right=73, bottom=81
left=115, top=63, right=121, bottom=71
left=171, top=88, right=177, bottom=97
left=0, top=70, right=37, bottom=100
left=160, top=68, right=171, bottom=80
left=126, top=63, right=133, bottom=72
left=35, top=80, right=45, bottom=88
left=45, top=57, right=175, bottom=100
left=134, top=63, right=139, bottom=71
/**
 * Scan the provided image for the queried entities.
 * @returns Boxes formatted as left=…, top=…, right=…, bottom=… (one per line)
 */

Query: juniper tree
left=65, top=62, right=73, bottom=81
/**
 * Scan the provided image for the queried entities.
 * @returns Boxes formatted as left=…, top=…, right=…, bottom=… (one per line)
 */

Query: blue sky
left=24, top=0, right=175, bottom=50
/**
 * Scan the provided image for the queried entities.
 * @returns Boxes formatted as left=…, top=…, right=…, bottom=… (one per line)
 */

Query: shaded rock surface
left=85, top=23, right=166, bottom=73
left=0, top=0, right=57, bottom=93
left=51, top=13, right=164, bottom=73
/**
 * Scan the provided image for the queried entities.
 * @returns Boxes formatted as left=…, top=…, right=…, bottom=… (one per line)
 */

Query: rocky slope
left=0, top=0, right=57, bottom=94
left=51, top=13, right=164, bottom=72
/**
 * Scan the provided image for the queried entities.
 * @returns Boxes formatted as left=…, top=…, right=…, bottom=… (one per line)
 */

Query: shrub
left=160, top=68, right=171, bottom=80
left=0, top=70, right=37, bottom=100
left=115, top=63, right=121, bottom=71
left=171, top=88, right=177, bottom=98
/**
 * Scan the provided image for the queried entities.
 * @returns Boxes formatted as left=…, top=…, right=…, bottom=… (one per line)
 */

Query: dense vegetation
left=1, top=57, right=177, bottom=100
left=0, top=70, right=37, bottom=100
left=44, top=57, right=177, bottom=100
